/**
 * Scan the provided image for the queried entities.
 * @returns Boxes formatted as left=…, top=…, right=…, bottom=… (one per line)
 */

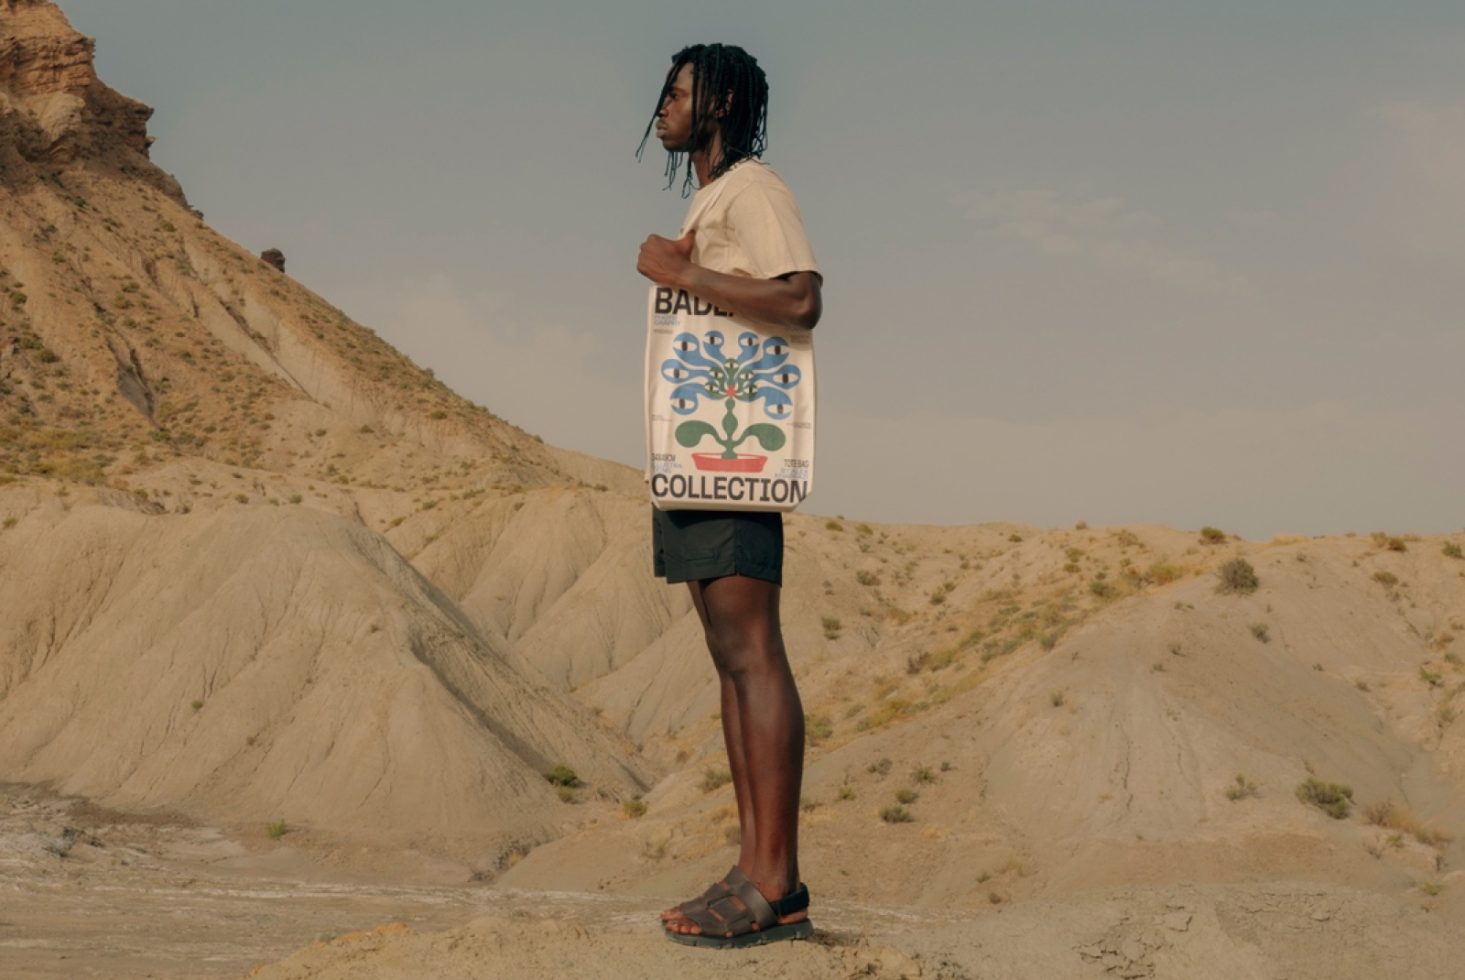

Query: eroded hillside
left=2, top=4, right=1465, bottom=976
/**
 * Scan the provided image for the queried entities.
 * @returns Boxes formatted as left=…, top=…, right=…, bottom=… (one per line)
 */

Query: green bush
left=700, top=768, right=732, bottom=793
left=543, top=764, right=580, bottom=788
left=880, top=805, right=913, bottom=823
left=1200, top=526, right=1226, bottom=544
left=1217, top=558, right=1259, bottom=594
left=1225, top=774, right=1259, bottom=801
left=1296, top=778, right=1353, bottom=819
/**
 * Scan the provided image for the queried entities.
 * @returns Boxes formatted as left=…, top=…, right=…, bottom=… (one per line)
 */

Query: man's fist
left=637, top=230, right=696, bottom=287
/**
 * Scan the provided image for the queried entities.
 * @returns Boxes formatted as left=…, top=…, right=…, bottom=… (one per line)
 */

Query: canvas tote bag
left=644, top=186, right=815, bottom=512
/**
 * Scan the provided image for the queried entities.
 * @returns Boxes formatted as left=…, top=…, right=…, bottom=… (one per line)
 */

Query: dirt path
left=5, top=785, right=1463, bottom=979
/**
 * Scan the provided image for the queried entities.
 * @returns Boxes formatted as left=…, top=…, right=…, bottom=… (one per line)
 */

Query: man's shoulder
left=724, top=157, right=792, bottom=190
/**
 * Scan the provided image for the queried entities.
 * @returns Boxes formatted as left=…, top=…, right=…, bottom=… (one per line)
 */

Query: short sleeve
left=721, top=179, right=821, bottom=281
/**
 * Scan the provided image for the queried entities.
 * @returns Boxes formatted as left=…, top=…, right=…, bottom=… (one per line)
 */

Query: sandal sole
left=664, top=919, right=814, bottom=949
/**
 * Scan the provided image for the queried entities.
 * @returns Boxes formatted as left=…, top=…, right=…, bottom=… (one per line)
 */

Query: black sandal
left=660, top=865, right=738, bottom=924
left=664, top=867, right=813, bottom=949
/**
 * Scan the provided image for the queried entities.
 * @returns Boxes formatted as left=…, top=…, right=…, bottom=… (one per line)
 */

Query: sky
left=61, top=1, right=1465, bottom=538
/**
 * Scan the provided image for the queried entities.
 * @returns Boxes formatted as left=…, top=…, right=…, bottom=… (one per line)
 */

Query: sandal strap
left=769, top=882, right=810, bottom=917
left=726, top=868, right=809, bottom=915
left=675, top=866, right=738, bottom=915
left=681, top=869, right=769, bottom=937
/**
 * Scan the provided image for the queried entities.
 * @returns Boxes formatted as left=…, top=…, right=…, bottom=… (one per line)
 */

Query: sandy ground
left=5, top=783, right=1462, bottom=980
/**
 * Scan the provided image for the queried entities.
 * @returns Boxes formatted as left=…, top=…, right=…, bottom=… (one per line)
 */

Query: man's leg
left=661, top=579, right=757, bottom=925
left=666, top=573, right=806, bottom=935
left=690, top=579, right=760, bottom=864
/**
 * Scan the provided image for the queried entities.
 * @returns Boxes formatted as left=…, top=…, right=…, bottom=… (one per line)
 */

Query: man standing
left=636, top=44, right=822, bottom=949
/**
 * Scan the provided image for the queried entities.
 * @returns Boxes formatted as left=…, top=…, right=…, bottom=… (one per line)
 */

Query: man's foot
left=660, top=868, right=737, bottom=927
left=663, top=867, right=811, bottom=948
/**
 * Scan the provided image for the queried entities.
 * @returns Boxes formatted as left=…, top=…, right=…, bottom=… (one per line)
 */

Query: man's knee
left=708, top=623, right=784, bottom=679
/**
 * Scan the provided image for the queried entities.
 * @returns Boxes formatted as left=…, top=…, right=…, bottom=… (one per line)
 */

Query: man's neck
left=690, top=131, right=725, bottom=188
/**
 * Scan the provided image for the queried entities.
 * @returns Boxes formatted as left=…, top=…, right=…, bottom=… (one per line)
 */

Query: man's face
left=654, top=63, right=697, bottom=152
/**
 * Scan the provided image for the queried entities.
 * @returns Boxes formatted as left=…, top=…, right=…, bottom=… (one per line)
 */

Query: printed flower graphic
left=660, top=329, right=802, bottom=470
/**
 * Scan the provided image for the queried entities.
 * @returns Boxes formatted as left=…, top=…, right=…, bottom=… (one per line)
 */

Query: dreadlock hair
left=636, top=44, right=769, bottom=197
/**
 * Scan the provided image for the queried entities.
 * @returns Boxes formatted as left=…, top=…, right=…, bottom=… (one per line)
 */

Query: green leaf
left=736, top=424, right=786, bottom=451
left=674, top=420, right=720, bottom=449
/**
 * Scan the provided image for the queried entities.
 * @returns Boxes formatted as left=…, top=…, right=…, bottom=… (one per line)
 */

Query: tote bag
left=645, top=290, right=814, bottom=511
left=644, top=186, right=816, bottom=513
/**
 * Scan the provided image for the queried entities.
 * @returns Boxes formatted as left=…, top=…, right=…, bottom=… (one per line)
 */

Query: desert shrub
left=1217, top=558, right=1259, bottom=594
left=1225, top=774, right=1259, bottom=801
left=1200, top=526, right=1226, bottom=544
left=543, top=764, right=580, bottom=787
left=805, top=714, right=833, bottom=745
left=1443, top=542, right=1463, bottom=560
left=825, top=520, right=843, bottom=532
left=556, top=785, right=577, bottom=803
left=836, top=783, right=856, bottom=801
left=894, top=788, right=918, bottom=805
left=1249, top=623, right=1270, bottom=643
left=1089, top=578, right=1114, bottom=598
left=821, top=616, right=842, bottom=640
left=1050, top=689, right=1066, bottom=707
left=1372, top=571, right=1398, bottom=587
left=866, top=757, right=893, bottom=777
left=1419, top=666, right=1443, bottom=687
left=1147, top=561, right=1184, bottom=585
left=880, top=805, right=913, bottom=824
left=266, top=820, right=288, bottom=840
left=1364, top=800, right=1452, bottom=847
left=911, top=766, right=936, bottom=784
left=856, top=698, right=914, bottom=731
left=700, top=768, right=732, bottom=793
left=1296, top=778, right=1353, bottom=819
left=855, top=569, right=879, bottom=586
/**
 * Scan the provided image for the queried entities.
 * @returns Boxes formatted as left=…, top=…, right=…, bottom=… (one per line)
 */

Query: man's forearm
left=677, top=265, right=822, bottom=331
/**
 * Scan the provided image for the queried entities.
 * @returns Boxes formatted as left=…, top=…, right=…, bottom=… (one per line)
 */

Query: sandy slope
left=3, top=4, right=1465, bottom=977
left=0, top=481, right=645, bottom=858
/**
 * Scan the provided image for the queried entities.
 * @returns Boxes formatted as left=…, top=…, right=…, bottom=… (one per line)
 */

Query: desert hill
left=2, top=3, right=1464, bottom=977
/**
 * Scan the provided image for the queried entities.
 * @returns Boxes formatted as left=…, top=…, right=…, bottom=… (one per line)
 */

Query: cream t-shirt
left=679, top=159, right=821, bottom=283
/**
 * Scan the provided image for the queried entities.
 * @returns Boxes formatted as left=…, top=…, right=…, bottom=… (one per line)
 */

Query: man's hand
left=637, top=230, right=695, bottom=288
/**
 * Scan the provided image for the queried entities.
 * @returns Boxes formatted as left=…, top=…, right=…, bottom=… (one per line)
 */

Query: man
left=636, top=43, right=822, bottom=949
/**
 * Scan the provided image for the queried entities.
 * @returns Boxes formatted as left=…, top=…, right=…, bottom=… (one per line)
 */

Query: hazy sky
left=63, top=1, right=1465, bottom=538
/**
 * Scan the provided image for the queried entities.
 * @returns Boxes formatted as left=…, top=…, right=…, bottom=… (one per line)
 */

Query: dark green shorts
left=651, top=507, right=783, bottom=586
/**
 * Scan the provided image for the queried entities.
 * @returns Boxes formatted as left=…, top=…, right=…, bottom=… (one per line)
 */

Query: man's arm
left=638, top=231, right=822, bottom=330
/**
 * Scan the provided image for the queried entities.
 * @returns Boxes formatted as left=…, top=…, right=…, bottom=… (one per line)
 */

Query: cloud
left=954, top=188, right=1242, bottom=292
left=384, top=274, right=641, bottom=464
left=811, top=398, right=1465, bottom=538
